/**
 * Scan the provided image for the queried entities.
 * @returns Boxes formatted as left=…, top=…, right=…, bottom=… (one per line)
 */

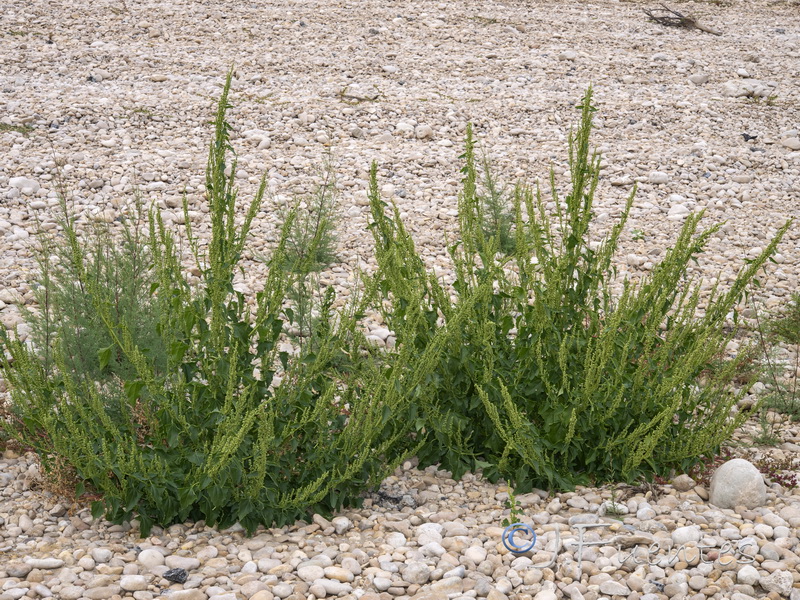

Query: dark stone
left=164, top=568, right=188, bottom=584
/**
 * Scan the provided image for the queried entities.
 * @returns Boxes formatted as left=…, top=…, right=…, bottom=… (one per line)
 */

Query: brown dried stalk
left=644, top=3, right=722, bottom=36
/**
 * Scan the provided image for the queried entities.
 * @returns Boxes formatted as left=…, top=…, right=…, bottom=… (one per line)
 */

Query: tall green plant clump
left=370, top=89, right=791, bottom=491
left=0, top=72, right=460, bottom=535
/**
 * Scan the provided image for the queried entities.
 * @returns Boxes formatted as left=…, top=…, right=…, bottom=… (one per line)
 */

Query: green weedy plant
left=369, top=88, right=791, bottom=491
left=0, top=71, right=466, bottom=535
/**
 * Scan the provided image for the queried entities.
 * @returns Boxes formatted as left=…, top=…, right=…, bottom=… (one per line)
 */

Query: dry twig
left=644, top=3, right=722, bottom=35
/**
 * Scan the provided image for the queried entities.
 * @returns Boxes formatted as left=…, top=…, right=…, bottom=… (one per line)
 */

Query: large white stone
left=760, top=570, right=793, bottom=596
left=709, top=459, right=766, bottom=509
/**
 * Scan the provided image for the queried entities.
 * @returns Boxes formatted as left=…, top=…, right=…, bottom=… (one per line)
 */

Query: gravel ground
left=1, top=0, right=800, bottom=598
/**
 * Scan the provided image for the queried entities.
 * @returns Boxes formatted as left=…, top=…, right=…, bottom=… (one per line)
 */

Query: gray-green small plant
left=750, top=292, right=800, bottom=428
left=0, top=123, right=34, bottom=136
left=746, top=94, right=779, bottom=106
left=478, top=152, right=515, bottom=254
left=280, top=164, right=339, bottom=273
left=604, top=489, right=627, bottom=518
left=277, top=159, right=340, bottom=351
left=25, top=191, right=168, bottom=383
left=753, top=411, right=781, bottom=446
left=631, top=228, right=646, bottom=241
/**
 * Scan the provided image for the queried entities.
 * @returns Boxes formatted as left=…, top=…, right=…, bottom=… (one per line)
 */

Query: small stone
left=297, top=565, right=324, bottom=582
left=9, top=177, right=40, bottom=194
left=91, top=548, right=113, bottom=563
left=558, top=50, right=577, bottom=61
left=737, top=565, right=760, bottom=585
left=636, top=506, right=657, bottom=520
left=59, top=586, right=85, bottom=600
left=411, top=593, right=447, bottom=600
left=760, top=542, right=782, bottom=560
left=415, top=125, right=434, bottom=139
left=137, top=549, right=165, bottom=569
left=25, top=558, right=64, bottom=569
left=689, top=73, right=709, bottom=85
left=324, top=567, right=354, bottom=583
left=709, top=459, right=766, bottom=509
left=386, top=532, right=407, bottom=548
left=403, top=562, right=432, bottom=585
left=84, top=586, right=121, bottom=599
left=649, top=171, right=669, bottom=184
left=373, top=577, right=393, bottom=591
left=464, top=547, right=487, bottom=564
left=120, top=575, right=148, bottom=591
left=7, top=562, right=32, bottom=577
left=688, top=575, right=706, bottom=591
left=318, top=579, right=352, bottom=595
left=672, top=474, right=696, bottom=491
left=165, top=556, right=200, bottom=571
left=167, top=591, right=206, bottom=600
left=431, top=577, right=463, bottom=595
left=599, top=580, right=630, bottom=596
left=251, top=592, right=274, bottom=600
left=331, top=516, right=352, bottom=534
left=163, top=568, right=189, bottom=583
left=672, top=525, right=702, bottom=545
left=340, top=557, right=361, bottom=575
left=444, top=565, right=466, bottom=578
left=780, top=137, right=800, bottom=150
left=668, top=204, right=691, bottom=219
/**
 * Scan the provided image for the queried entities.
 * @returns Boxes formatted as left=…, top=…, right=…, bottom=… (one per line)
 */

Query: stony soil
left=1, top=0, right=800, bottom=599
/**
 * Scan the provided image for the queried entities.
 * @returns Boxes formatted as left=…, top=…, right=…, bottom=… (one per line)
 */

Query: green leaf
left=124, top=380, right=146, bottom=404
left=98, top=345, right=113, bottom=371
left=91, top=501, right=105, bottom=520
